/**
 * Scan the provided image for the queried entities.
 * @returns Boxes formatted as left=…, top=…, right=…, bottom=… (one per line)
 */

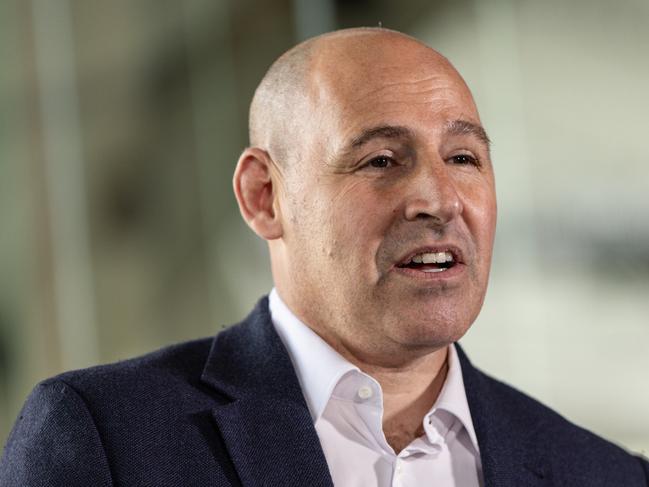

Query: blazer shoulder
left=1, top=336, right=226, bottom=486
left=25, top=336, right=221, bottom=441
left=54, top=336, right=215, bottom=394
left=0, top=379, right=113, bottom=486
left=471, top=365, right=649, bottom=484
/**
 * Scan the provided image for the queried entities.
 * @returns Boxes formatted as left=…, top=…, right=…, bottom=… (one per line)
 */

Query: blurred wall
left=1, top=0, right=647, bottom=454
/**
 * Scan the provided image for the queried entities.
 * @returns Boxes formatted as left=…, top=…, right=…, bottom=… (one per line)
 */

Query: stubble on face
left=269, top=29, right=497, bottom=366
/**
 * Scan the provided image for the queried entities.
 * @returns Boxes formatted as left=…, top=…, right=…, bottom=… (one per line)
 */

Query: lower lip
left=392, top=263, right=466, bottom=281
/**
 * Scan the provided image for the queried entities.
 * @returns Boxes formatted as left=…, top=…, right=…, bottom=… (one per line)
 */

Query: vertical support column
left=31, top=0, right=100, bottom=371
left=181, top=1, right=239, bottom=328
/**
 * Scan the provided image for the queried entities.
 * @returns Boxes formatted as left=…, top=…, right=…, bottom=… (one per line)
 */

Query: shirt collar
left=427, top=342, right=480, bottom=453
left=269, top=289, right=358, bottom=421
left=268, top=288, right=479, bottom=453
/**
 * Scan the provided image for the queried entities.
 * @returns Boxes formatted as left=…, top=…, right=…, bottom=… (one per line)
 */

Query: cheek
left=328, top=181, right=395, bottom=255
left=463, top=191, right=497, bottom=283
left=457, top=176, right=497, bottom=242
left=476, top=191, right=497, bottom=248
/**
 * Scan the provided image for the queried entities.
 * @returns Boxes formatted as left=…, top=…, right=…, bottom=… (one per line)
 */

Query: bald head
left=248, top=33, right=317, bottom=165
left=248, top=28, right=470, bottom=169
left=235, top=27, right=495, bottom=370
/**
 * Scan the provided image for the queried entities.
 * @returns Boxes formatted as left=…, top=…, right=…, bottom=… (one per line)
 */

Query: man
left=1, top=27, right=647, bottom=487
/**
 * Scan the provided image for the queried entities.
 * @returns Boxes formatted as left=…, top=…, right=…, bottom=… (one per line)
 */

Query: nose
left=403, top=162, right=463, bottom=225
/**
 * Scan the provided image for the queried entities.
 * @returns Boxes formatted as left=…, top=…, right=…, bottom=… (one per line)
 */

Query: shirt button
left=357, top=385, right=373, bottom=399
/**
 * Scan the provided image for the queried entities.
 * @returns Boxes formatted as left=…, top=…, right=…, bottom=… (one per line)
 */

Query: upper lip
left=394, top=244, right=466, bottom=267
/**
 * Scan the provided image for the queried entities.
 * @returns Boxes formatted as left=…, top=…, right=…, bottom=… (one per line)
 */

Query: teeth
left=421, top=253, right=436, bottom=264
left=411, top=251, right=454, bottom=264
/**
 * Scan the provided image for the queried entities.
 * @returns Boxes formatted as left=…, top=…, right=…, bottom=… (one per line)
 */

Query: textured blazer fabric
left=2, top=296, right=648, bottom=486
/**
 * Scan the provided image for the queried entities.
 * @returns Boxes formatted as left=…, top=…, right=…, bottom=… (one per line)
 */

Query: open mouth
left=396, top=250, right=458, bottom=273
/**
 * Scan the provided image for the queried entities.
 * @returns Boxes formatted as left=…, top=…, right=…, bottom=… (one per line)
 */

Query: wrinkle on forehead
left=353, top=78, right=461, bottom=106
left=250, top=28, right=479, bottom=174
left=309, top=38, right=479, bottom=127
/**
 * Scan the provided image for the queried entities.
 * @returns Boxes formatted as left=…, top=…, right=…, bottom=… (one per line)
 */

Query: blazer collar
left=456, top=344, right=551, bottom=486
left=200, top=296, right=550, bottom=487
left=200, top=296, right=333, bottom=487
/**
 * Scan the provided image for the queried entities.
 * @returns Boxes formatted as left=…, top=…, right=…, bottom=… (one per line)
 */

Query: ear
left=233, top=147, right=283, bottom=240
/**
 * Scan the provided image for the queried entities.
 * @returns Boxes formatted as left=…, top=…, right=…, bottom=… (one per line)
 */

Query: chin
left=392, top=310, right=474, bottom=349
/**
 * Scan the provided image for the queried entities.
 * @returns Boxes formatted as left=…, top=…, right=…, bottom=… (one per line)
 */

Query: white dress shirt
left=269, top=289, right=483, bottom=487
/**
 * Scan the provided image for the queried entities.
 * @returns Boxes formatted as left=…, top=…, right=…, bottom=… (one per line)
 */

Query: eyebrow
left=445, top=119, right=491, bottom=148
left=349, top=125, right=414, bottom=149
left=336, top=119, right=491, bottom=166
left=347, top=120, right=490, bottom=151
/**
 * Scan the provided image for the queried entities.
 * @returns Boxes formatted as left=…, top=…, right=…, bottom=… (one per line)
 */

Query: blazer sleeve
left=637, top=455, right=649, bottom=485
left=0, top=380, right=113, bottom=487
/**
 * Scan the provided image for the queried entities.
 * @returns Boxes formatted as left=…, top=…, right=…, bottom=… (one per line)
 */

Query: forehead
left=306, top=35, right=479, bottom=145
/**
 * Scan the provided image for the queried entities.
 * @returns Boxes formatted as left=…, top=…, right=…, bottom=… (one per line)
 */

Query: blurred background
left=1, top=0, right=647, bottom=454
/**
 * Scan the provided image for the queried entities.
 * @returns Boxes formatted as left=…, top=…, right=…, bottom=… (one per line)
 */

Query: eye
left=365, top=155, right=395, bottom=169
left=450, top=153, right=480, bottom=167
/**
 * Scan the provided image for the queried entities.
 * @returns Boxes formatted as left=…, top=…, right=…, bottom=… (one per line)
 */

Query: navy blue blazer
left=2, top=296, right=648, bottom=486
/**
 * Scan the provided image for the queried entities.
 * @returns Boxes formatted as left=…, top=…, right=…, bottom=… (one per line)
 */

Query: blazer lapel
left=201, top=299, right=552, bottom=487
left=212, top=397, right=332, bottom=487
left=456, top=344, right=551, bottom=487
left=201, top=297, right=333, bottom=487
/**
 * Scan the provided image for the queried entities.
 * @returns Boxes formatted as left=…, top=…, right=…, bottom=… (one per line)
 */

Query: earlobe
left=233, top=148, right=283, bottom=240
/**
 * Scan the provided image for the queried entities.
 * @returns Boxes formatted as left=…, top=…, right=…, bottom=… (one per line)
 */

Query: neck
left=270, top=285, right=451, bottom=452
left=342, top=344, right=450, bottom=453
